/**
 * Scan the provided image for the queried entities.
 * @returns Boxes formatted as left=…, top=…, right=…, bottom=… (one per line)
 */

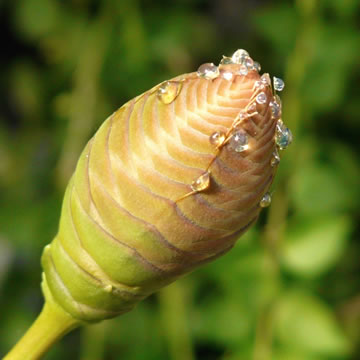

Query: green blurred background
left=1, top=0, right=360, bottom=359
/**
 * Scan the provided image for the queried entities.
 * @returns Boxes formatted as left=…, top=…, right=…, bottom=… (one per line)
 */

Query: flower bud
left=41, top=50, right=290, bottom=322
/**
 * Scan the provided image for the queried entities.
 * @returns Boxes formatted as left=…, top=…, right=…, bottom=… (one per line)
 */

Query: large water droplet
left=209, top=131, right=226, bottom=147
left=197, top=63, right=220, bottom=80
left=273, top=76, right=285, bottom=91
left=157, top=81, right=182, bottom=104
left=260, top=192, right=271, bottom=207
left=275, top=119, right=293, bottom=150
left=191, top=172, right=211, bottom=192
left=229, top=131, right=249, bottom=152
left=244, top=56, right=254, bottom=69
left=256, top=92, right=267, bottom=105
left=271, top=148, right=280, bottom=167
left=231, top=49, right=249, bottom=64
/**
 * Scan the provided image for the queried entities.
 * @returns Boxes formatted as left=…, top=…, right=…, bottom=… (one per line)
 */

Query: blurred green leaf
left=271, top=348, right=323, bottom=360
left=13, top=0, right=62, bottom=40
left=290, top=138, right=360, bottom=216
left=281, top=216, right=350, bottom=278
left=252, top=4, right=298, bottom=56
left=274, top=289, right=351, bottom=356
left=0, top=237, right=13, bottom=290
left=324, top=0, right=360, bottom=18
left=302, top=25, right=360, bottom=112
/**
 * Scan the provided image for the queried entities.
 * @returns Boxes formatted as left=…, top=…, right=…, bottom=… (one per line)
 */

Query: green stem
left=79, top=322, right=108, bottom=360
left=4, top=301, right=80, bottom=360
left=158, top=280, right=195, bottom=360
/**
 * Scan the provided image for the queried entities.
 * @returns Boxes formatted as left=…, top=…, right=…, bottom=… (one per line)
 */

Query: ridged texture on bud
left=41, top=60, right=279, bottom=322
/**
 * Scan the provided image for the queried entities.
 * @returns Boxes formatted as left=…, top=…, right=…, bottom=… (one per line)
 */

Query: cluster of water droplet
left=196, top=49, right=263, bottom=81
left=158, top=49, right=294, bottom=206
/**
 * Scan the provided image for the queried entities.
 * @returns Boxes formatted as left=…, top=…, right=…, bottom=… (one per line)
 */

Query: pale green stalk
left=158, top=280, right=195, bottom=360
left=3, top=302, right=80, bottom=360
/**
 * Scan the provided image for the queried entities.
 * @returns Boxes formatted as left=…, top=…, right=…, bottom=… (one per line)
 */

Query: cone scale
left=5, top=50, right=291, bottom=359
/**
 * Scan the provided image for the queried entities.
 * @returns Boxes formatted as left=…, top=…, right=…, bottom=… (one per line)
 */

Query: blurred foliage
left=1, top=0, right=360, bottom=359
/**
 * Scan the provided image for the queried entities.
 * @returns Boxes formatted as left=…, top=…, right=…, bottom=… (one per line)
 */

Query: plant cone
left=41, top=56, right=282, bottom=322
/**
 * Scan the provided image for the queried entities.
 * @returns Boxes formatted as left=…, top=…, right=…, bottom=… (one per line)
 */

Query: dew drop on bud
left=209, top=131, right=226, bottom=147
left=197, top=63, right=220, bottom=80
left=244, top=56, right=254, bottom=69
left=229, top=131, right=249, bottom=152
left=271, top=148, right=281, bottom=167
left=191, top=172, right=211, bottom=192
left=247, top=102, right=257, bottom=113
left=256, top=92, right=267, bottom=105
left=253, top=61, right=261, bottom=72
left=275, top=119, right=293, bottom=150
left=253, top=80, right=262, bottom=90
left=270, top=99, right=281, bottom=119
left=157, top=81, right=182, bottom=104
left=219, top=56, right=234, bottom=65
left=260, top=192, right=272, bottom=208
left=231, top=49, right=249, bottom=64
left=238, top=65, right=248, bottom=76
left=260, top=73, right=271, bottom=86
left=275, top=94, right=282, bottom=106
left=273, top=76, right=285, bottom=91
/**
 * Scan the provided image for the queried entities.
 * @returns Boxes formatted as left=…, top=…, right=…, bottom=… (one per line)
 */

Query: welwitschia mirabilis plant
left=4, top=49, right=292, bottom=360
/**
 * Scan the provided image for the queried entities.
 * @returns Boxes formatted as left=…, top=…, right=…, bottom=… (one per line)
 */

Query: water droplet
left=220, top=56, right=234, bottom=65
left=256, top=92, right=267, bottom=105
left=275, top=94, right=282, bottom=105
left=157, top=81, right=182, bottom=104
left=275, top=120, right=293, bottom=150
left=231, top=49, right=249, bottom=64
left=197, top=63, right=220, bottom=80
left=247, top=102, right=257, bottom=113
left=271, top=148, right=280, bottom=166
left=222, top=71, right=233, bottom=80
left=270, top=99, right=281, bottom=119
left=233, top=111, right=247, bottom=128
left=253, top=80, right=262, bottom=90
left=238, top=65, right=248, bottom=76
left=209, top=131, right=226, bottom=147
left=260, top=73, right=271, bottom=86
left=104, top=284, right=113, bottom=293
left=245, top=56, right=254, bottom=69
left=191, top=172, right=211, bottom=192
left=260, top=192, right=271, bottom=207
left=273, top=76, right=285, bottom=91
left=229, top=131, right=249, bottom=152
left=238, top=111, right=247, bottom=121
left=253, top=61, right=261, bottom=72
